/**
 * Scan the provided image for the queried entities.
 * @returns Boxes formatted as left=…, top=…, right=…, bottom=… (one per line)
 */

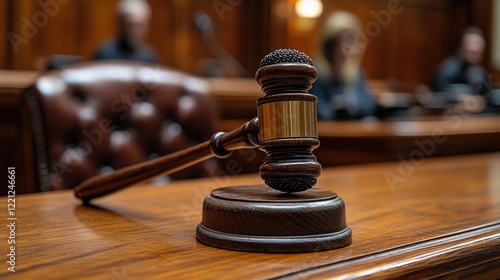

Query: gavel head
left=255, top=49, right=321, bottom=193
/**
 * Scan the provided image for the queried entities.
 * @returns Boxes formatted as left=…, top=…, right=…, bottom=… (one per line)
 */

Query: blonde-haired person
left=310, top=11, right=377, bottom=120
left=94, top=0, right=159, bottom=63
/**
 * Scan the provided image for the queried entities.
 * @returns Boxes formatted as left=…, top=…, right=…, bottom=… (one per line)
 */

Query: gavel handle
left=74, top=118, right=260, bottom=202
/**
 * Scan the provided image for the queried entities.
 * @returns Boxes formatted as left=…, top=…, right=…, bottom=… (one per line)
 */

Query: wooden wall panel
left=30, top=0, right=81, bottom=67
left=4, top=0, right=253, bottom=74
left=146, top=0, right=175, bottom=66
left=0, top=1, right=8, bottom=69
left=282, top=0, right=455, bottom=85
left=9, top=0, right=36, bottom=69
left=469, top=0, right=500, bottom=81
left=389, top=4, right=453, bottom=85
left=174, top=0, right=268, bottom=75
left=180, top=0, right=247, bottom=74
left=0, top=0, right=489, bottom=86
left=79, top=0, right=120, bottom=59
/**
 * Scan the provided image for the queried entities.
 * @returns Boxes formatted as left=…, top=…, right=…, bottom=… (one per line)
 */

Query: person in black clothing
left=94, top=0, right=159, bottom=63
left=433, top=27, right=489, bottom=96
left=310, top=11, right=377, bottom=120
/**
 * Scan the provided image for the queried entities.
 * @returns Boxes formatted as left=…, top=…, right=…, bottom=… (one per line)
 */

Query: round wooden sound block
left=196, top=185, right=352, bottom=253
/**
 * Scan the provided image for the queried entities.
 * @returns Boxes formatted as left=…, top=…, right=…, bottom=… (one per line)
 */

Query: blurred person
left=310, top=11, right=377, bottom=120
left=94, top=0, right=159, bottom=63
left=432, top=27, right=489, bottom=96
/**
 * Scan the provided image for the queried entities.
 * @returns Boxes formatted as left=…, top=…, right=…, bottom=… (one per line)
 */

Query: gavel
left=75, top=49, right=321, bottom=201
left=75, top=49, right=351, bottom=253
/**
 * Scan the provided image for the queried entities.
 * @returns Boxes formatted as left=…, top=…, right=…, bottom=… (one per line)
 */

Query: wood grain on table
left=2, top=153, right=499, bottom=279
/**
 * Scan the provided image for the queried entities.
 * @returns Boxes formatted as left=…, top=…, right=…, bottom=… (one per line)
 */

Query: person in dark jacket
left=433, top=27, right=489, bottom=96
left=94, top=0, right=159, bottom=63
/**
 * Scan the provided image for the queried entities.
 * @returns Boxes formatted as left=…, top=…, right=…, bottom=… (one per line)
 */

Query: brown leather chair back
left=26, top=61, right=219, bottom=191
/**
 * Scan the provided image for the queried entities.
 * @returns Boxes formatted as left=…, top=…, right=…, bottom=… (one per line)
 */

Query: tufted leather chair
left=25, top=61, right=219, bottom=191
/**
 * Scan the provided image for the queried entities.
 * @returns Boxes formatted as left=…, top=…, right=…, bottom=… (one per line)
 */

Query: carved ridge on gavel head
left=74, top=49, right=320, bottom=201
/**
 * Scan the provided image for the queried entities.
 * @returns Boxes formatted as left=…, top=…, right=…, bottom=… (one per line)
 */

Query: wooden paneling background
left=273, top=0, right=472, bottom=85
left=0, top=0, right=495, bottom=85
left=0, top=1, right=7, bottom=69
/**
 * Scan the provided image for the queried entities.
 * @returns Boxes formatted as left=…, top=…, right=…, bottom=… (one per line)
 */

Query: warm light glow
left=295, top=0, right=323, bottom=18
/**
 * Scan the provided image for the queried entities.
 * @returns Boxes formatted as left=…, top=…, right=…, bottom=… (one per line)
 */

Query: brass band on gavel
left=257, top=94, right=318, bottom=141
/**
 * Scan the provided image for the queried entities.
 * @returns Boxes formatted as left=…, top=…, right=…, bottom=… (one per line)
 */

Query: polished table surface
left=2, top=153, right=500, bottom=279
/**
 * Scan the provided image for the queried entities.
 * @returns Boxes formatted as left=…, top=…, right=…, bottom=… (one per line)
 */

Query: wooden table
left=2, top=153, right=499, bottom=279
